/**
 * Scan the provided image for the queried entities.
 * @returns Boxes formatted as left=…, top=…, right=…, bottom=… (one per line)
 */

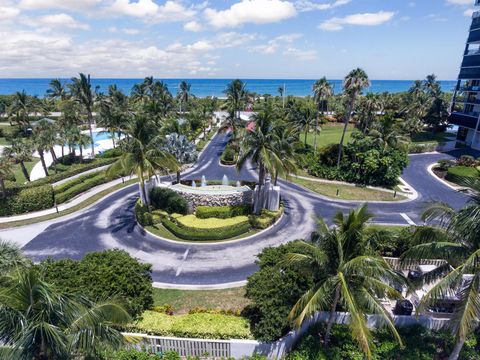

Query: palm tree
left=401, top=177, right=480, bottom=360
left=99, top=85, right=131, bottom=148
left=273, top=127, right=297, bottom=185
left=177, top=81, right=192, bottom=113
left=32, top=121, right=52, bottom=177
left=0, top=268, right=131, bottom=360
left=236, top=104, right=284, bottom=212
left=312, top=78, right=333, bottom=153
left=0, top=241, right=30, bottom=273
left=107, top=116, right=178, bottom=205
left=69, top=73, right=96, bottom=156
left=224, top=79, right=248, bottom=120
left=46, top=79, right=68, bottom=101
left=7, top=91, right=33, bottom=134
left=0, top=157, right=13, bottom=198
left=287, top=102, right=317, bottom=147
left=163, top=133, right=198, bottom=183
left=337, top=68, right=370, bottom=168
left=278, top=85, right=285, bottom=108
left=356, top=93, right=381, bottom=135
left=369, top=115, right=410, bottom=151
left=3, top=139, right=33, bottom=182
left=283, top=205, right=404, bottom=359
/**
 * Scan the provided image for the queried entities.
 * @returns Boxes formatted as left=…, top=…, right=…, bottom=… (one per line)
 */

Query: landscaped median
left=135, top=188, right=283, bottom=242
left=432, top=155, right=480, bottom=188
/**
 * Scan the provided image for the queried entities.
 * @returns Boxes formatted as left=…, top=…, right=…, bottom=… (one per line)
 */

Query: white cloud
left=251, top=33, right=302, bottom=54
left=446, top=0, right=473, bottom=5
left=19, top=0, right=101, bottom=11
left=204, top=0, right=297, bottom=28
left=184, top=21, right=204, bottom=32
left=0, top=6, right=20, bottom=20
left=108, top=26, right=140, bottom=35
left=108, top=0, right=196, bottom=22
left=30, top=13, right=90, bottom=30
left=295, top=0, right=350, bottom=12
left=319, top=11, right=395, bottom=31
left=283, top=47, right=317, bottom=60
left=464, top=8, right=475, bottom=17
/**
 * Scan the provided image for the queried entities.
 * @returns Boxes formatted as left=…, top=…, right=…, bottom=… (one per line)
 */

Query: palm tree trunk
left=139, top=172, right=149, bottom=206
left=0, top=179, right=6, bottom=199
left=337, top=98, right=355, bottom=168
left=324, top=287, right=340, bottom=347
left=176, top=170, right=181, bottom=184
left=112, top=132, right=116, bottom=148
left=39, top=150, right=49, bottom=177
left=448, top=337, right=466, bottom=360
left=313, top=114, right=319, bottom=154
left=20, top=160, right=30, bottom=182
left=88, top=110, right=95, bottom=156
left=50, top=148, right=57, bottom=162
left=304, top=128, right=308, bottom=147
left=61, top=145, right=64, bottom=158
left=79, top=145, right=83, bottom=162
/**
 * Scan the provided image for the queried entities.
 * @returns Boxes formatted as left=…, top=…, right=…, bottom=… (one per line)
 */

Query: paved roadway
left=0, top=134, right=474, bottom=287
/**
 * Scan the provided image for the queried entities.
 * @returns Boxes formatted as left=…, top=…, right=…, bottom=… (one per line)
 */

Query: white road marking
left=400, top=213, right=416, bottom=225
left=176, top=249, right=190, bottom=277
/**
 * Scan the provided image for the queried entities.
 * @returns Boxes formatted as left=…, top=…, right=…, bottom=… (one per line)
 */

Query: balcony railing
left=454, top=98, right=480, bottom=104
left=459, top=85, right=480, bottom=91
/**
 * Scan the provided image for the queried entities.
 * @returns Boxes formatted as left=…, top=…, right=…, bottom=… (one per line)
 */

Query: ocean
left=0, top=78, right=458, bottom=98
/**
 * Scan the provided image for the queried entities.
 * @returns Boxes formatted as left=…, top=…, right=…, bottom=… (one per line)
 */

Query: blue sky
left=0, top=0, right=475, bottom=79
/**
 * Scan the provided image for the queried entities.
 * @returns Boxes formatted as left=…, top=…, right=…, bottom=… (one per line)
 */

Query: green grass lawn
left=302, top=124, right=354, bottom=149
left=447, top=165, right=479, bottom=178
left=153, top=287, right=250, bottom=314
left=290, top=176, right=406, bottom=201
left=12, top=160, right=38, bottom=184
left=410, top=131, right=456, bottom=144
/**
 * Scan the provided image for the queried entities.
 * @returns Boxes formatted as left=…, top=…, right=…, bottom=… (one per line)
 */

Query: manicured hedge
left=53, top=171, right=112, bottom=204
left=161, top=217, right=251, bottom=241
left=196, top=204, right=252, bottom=219
left=220, top=144, right=237, bottom=165
left=176, top=214, right=250, bottom=229
left=149, top=187, right=188, bottom=215
left=0, top=185, right=55, bottom=216
left=131, top=310, right=252, bottom=339
left=249, top=208, right=284, bottom=229
left=135, top=200, right=153, bottom=226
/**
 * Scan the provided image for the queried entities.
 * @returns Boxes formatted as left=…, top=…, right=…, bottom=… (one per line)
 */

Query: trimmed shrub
left=458, top=155, right=476, bottom=167
left=220, top=144, right=237, bottom=165
left=437, top=159, right=456, bottom=171
left=53, top=172, right=110, bottom=204
left=98, top=147, right=123, bottom=158
left=135, top=199, right=153, bottom=226
left=101, top=349, right=163, bottom=360
left=0, top=185, right=54, bottom=216
left=408, top=142, right=437, bottom=154
left=131, top=310, right=253, bottom=340
left=249, top=208, right=284, bottom=229
left=196, top=204, right=252, bottom=219
left=161, top=217, right=251, bottom=241
left=176, top=214, right=250, bottom=229
left=149, top=188, right=188, bottom=215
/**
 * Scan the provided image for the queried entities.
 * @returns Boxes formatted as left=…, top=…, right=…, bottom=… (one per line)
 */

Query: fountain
left=191, top=180, right=196, bottom=188
left=201, top=175, right=207, bottom=187
left=222, top=175, right=229, bottom=186
left=236, top=180, right=241, bottom=187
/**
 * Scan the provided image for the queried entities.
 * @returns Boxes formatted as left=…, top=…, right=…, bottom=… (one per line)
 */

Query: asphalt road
left=0, top=133, right=474, bottom=286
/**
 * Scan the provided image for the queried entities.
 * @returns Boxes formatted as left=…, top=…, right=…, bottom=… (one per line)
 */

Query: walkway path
left=0, top=133, right=474, bottom=287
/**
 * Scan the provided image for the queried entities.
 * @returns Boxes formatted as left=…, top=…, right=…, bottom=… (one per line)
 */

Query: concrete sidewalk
left=0, top=176, right=136, bottom=224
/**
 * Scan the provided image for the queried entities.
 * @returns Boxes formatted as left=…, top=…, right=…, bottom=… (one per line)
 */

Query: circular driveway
left=0, top=134, right=473, bottom=287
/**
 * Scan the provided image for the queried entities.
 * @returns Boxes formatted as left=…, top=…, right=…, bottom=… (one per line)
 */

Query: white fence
left=123, top=311, right=451, bottom=359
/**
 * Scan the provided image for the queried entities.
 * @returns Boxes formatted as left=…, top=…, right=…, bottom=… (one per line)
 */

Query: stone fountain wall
left=175, top=188, right=253, bottom=212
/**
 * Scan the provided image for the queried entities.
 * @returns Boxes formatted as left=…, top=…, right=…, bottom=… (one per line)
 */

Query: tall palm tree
left=236, top=104, right=284, bottom=212
left=107, top=116, right=178, bottom=205
left=273, top=127, right=297, bottom=185
left=0, top=268, right=131, bottom=360
left=401, top=177, right=480, bottom=360
left=337, top=68, right=370, bottom=168
left=3, top=139, right=33, bottom=182
left=356, top=93, right=381, bottom=135
left=0, top=157, right=13, bottom=198
left=7, top=91, right=33, bottom=134
left=369, top=115, right=409, bottom=151
left=99, top=85, right=131, bottom=148
left=224, top=79, right=248, bottom=121
left=46, top=79, right=68, bottom=101
left=69, top=73, right=96, bottom=156
left=177, top=81, right=192, bottom=113
left=287, top=102, right=317, bottom=147
left=32, top=121, right=52, bottom=177
left=312, top=78, right=333, bottom=153
left=283, top=205, right=404, bottom=359
left=278, top=85, right=285, bottom=108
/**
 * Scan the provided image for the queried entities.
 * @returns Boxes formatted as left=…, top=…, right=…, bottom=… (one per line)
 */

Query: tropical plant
left=369, top=115, right=410, bottom=151
left=46, top=79, right=68, bottom=101
left=355, top=93, right=381, bottom=135
left=338, top=68, right=370, bottom=167
left=32, top=120, right=56, bottom=177
left=107, top=116, right=178, bottom=205
left=177, top=81, right=193, bottom=113
left=282, top=205, right=404, bottom=359
left=0, top=268, right=131, bottom=360
left=0, top=157, right=13, bottom=198
left=224, top=79, right=248, bottom=120
left=162, top=133, right=198, bottom=183
left=3, top=139, right=33, bottom=182
left=401, top=176, right=480, bottom=360
left=287, top=101, right=317, bottom=146
left=312, top=78, right=333, bottom=152
left=7, top=91, right=35, bottom=133
left=69, top=73, right=96, bottom=156
left=0, top=241, right=30, bottom=273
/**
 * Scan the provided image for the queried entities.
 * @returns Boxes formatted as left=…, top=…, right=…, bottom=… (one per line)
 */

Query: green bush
left=101, top=349, right=163, bottom=360
left=196, top=204, right=252, bottom=219
left=220, top=144, right=237, bottom=165
left=287, top=323, right=479, bottom=360
left=0, top=185, right=54, bottom=216
left=437, top=159, right=456, bottom=171
left=38, top=249, right=154, bottom=318
left=458, top=155, right=476, bottom=167
left=149, top=188, right=188, bottom=215
left=249, top=208, right=283, bottom=229
left=135, top=199, right=153, bottom=226
left=162, top=217, right=251, bottom=241
left=131, top=310, right=253, bottom=339
left=408, top=142, right=437, bottom=154
left=54, top=171, right=111, bottom=204
left=244, top=242, right=315, bottom=341
left=98, top=147, right=123, bottom=158
left=176, top=214, right=250, bottom=229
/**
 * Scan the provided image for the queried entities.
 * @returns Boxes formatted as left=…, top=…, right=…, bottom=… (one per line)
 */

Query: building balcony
left=454, top=98, right=480, bottom=105
left=468, top=29, right=480, bottom=43
left=459, top=66, right=480, bottom=79
left=449, top=112, right=479, bottom=129
left=461, top=54, right=480, bottom=67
